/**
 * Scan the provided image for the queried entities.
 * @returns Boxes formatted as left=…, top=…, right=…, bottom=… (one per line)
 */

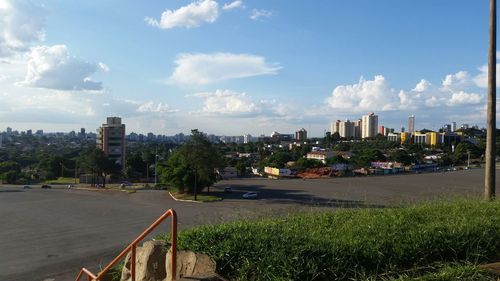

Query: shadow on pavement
left=208, top=184, right=384, bottom=208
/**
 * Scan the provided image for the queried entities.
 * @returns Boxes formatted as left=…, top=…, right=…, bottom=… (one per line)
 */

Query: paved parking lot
left=0, top=168, right=493, bottom=281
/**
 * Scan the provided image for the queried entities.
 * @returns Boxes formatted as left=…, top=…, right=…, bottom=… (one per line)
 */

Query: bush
left=171, top=201, right=500, bottom=281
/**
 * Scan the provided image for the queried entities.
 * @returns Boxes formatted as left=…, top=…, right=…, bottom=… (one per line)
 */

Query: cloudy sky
left=0, top=0, right=497, bottom=136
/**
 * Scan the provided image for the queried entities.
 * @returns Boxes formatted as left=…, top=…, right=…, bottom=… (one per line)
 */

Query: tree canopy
left=158, top=130, right=222, bottom=194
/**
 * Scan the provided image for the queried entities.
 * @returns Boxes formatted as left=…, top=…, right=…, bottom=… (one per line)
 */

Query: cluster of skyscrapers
left=331, top=112, right=380, bottom=139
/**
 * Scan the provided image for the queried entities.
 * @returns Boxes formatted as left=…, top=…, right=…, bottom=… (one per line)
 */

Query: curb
left=73, top=187, right=110, bottom=192
left=168, top=192, right=203, bottom=203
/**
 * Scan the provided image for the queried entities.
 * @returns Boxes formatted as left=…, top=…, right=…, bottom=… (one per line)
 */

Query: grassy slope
left=170, top=200, right=500, bottom=281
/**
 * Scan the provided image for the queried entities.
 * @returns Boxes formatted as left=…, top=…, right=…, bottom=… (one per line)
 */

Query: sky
left=0, top=0, right=497, bottom=137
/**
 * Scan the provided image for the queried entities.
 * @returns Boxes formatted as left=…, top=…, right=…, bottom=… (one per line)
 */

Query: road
left=0, top=168, right=494, bottom=281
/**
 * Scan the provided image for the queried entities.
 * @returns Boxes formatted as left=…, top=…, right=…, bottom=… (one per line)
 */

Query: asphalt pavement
left=0, top=168, right=493, bottom=281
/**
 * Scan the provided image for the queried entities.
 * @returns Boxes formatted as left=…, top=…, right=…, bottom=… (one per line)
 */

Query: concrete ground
left=0, top=168, right=494, bottom=281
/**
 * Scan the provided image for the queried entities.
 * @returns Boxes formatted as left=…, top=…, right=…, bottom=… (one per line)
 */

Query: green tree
left=294, top=157, right=324, bottom=170
left=352, top=149, right=386, bottom=167
left=389, top=149, right=413, bottom=165
left=0, top=161, right=21, bottom=184
left=124, top=151, right=146, bottom=178
left=158, top=130, right=222, bottom=195
left=453, top=142, right=482, bottom=164
left=78, top=147, right=120, bottom=187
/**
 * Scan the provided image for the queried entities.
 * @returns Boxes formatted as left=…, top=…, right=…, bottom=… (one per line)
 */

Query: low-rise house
left=306, top=151, right=336, bottom=163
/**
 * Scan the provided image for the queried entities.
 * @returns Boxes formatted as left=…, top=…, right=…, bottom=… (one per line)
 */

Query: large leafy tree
left=158, top=130, right=222, bottom=194
left=78, top=147, right=121, bottom=186
left=0, top=161, right=21, bottom=184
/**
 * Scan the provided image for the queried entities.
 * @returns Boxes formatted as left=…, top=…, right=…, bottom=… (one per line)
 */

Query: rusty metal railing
left=75, top=209, right=177, bottom=281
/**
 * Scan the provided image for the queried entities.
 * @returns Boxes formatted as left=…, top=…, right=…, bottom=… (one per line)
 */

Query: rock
left=176, top=273, right=228, bottom=281
left=120, top=240, right=168, bottom=281
left=479, top=262, right=500, bottom=275
left=165, top=250, right=217, bottom=280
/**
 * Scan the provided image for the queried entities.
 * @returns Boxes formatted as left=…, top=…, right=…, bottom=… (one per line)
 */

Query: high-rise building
left=451, top=122, right=457, bottom=132
left=295, top=128, right=307, bottom=141
left=243, top=134, right=254, bottom=144
left=96, top=117, right=126, bottom=166
left=379, top=125, right=385, bottom=136
left=337, top=120, right=354, bottom=139
left=354, top=119, right=362, bottom=138
left=361, top=113, right=378, bottom=138
left=408, top=115, right=415, bottom=133
left=442, top=124, right=452, bottom=133
left=331, top=120, right=341, bottom=135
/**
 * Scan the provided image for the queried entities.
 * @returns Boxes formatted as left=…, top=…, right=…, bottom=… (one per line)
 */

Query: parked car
left=41, top=185, right=51, bottom=189
left=242, top=192, right=258, bottom=199
left=224, top=186, right=232, bottom=193
left=23, top=185, right=31, bottom=189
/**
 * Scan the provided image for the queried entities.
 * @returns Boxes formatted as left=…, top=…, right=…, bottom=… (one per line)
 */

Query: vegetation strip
left=157, top=200, right=500, bottom=281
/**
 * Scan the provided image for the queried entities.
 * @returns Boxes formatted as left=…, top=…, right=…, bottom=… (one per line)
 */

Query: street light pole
left=485, top=0, right=497, bottom=200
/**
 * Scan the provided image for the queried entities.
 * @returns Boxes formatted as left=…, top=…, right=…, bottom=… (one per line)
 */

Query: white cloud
left=447, top=91, right=482, bottom=106
left=412, top=79, right=431, bottom=92
left=192, top=89, right=257, bottom=115
left=98, top=62, right=110, bottom=72
left=137, top=101, right=178, bottom=113
left=19, top=45, right=106, bottom=91
left=326, top=75, right=399, bottom=112
left=250, top=9, right=272, bottom=20
left=441, top=71, right=470, bottom=91
left=472, top=64, right=500, bottom=88
left=223, top=0, right=244, bottom=10
left=0, top=0, right=46, bottom=57
left=168, top=52, right=281, bottom=85
left=145, top=0, right=219, bottom=29
left=326, top=72, right=485, bottom=115
left=189, top=89, right=289, bottom=118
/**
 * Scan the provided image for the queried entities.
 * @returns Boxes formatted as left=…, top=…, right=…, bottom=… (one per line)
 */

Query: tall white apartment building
left=361, top=113, right=378, bottom=138
left=408, top=115, right=415, bottom=133
left=331, top=120, right=340, bottom=135
left=339, top=120, right=354, bottom=139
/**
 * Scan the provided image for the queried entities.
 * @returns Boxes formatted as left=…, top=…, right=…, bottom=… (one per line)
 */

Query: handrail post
left=170, top=210, right=177, bottom=281
left=75, top=209, right=177, bottom=281
left=131, top=244, right=136, bottom=281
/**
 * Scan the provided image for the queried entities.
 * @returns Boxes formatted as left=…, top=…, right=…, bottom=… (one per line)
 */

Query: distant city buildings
left=96, top=117, right=126, bottom=166
left=295, top=128, right=307, bottom=142
left=331, top=113, right=379, bottom=139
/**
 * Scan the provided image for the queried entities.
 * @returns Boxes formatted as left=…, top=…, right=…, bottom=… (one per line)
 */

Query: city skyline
left=0, top=0, right=497, bottom=137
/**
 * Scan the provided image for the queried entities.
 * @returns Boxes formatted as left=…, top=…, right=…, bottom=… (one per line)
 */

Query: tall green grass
left=171, top=200, right=500, bottom=280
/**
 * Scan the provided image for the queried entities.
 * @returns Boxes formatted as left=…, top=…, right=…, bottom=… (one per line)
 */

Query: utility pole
left=154, top=148, right=158, bottom=186
left=485, top=0, right=497, bottom=200
left=74, top=162, right=77, bottom=184
left=194, top=168, right=197, bottom=201
left=467, top=150, right=471, bottom=169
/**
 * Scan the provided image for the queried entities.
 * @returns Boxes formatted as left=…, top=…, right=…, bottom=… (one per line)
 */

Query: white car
left=242, top=192, right=258, bottom=199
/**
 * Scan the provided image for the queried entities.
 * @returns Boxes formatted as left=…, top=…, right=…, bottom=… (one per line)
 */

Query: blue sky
left=0, top=0, right=496, bottom=136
